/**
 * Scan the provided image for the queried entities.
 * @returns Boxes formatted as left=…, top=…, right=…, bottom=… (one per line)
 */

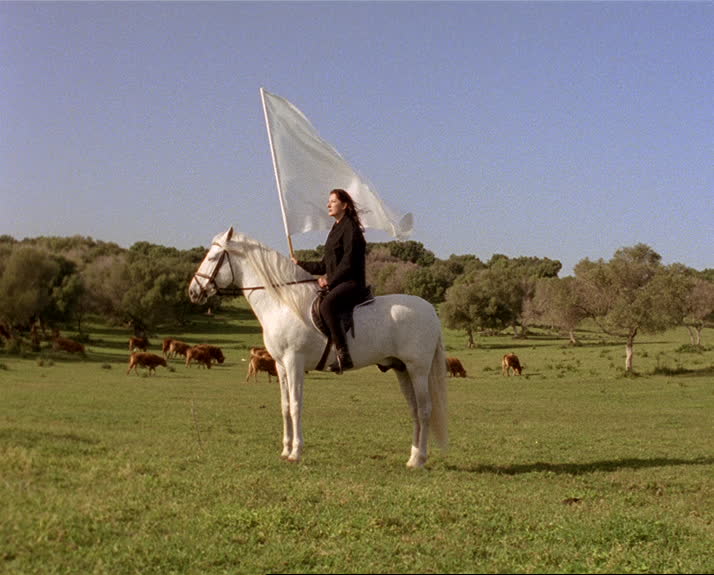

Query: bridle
left=192, top=242, right=317, bottom=300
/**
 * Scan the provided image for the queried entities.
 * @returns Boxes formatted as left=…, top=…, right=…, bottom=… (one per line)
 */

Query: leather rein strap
left=193, top=244, right=317, bottom=297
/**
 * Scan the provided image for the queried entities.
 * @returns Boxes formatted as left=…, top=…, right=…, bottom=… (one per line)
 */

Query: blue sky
left=1, top=1, right=712, bottom=275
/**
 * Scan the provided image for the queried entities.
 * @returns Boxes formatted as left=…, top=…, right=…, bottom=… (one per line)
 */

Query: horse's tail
left=429, top=334, right=448, bottom=450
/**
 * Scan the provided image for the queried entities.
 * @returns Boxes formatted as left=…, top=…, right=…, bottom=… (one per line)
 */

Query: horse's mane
left=225, top=233, right=315, bottom=321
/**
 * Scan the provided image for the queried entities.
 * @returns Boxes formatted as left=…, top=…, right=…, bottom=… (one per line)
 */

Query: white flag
left=261, top=88, right=413, bottom=241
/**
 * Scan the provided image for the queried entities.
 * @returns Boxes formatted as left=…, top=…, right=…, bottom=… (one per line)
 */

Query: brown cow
left=245, top=347, right=276, bottom=382
left=246, top=353, right=278, bottom=383
left=129, top=336, right=149, bottom=352
left=52, top=337, right=86, bottom=355
left=127, top=352, right=167, bottom=375
left=197, top=344, right=225, bottom=365
left=248, top=346, right=272, bottom=362
left=162, top=337, right=175, bottom=358
left=185, top=346, right=213, bottom=369
left=168, top=340, right=192, bottom=359
left=502, top=353, right=523, bottom=376
left=446, top=357, right=467, bottom=377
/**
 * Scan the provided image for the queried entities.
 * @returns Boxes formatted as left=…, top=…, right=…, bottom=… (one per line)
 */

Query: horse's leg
left=276, top=362, right=293, bottom=459
left=283, top=356, right=305, bottom=462
left=396, top=369, right=428, bottom=469
left=401, top=368, right=432, bottom=468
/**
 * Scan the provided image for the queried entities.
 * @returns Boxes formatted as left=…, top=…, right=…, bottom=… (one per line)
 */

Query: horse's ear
left=226, top=227, right=234, bottom=241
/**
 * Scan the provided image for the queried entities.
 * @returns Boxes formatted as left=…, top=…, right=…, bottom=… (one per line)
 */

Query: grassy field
left=1, top=300, right=713, bottom=574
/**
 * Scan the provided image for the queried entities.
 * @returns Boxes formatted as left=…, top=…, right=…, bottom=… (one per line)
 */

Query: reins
left=192, top=242, right=317, bottom=299
left=236, top=279, right=318, bottom=293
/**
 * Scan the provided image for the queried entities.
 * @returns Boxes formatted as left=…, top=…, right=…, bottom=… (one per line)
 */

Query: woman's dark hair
left=330, top=188, right=364, bottom=231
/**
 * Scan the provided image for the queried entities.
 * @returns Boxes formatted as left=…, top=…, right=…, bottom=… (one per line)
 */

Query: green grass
left=1, top=301, right=713, bottom=573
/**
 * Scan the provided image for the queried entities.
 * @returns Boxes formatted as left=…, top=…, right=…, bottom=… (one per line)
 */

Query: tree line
left=0, top=235, right=209, bottom=343
left=1, top=235, right=712, bottom=372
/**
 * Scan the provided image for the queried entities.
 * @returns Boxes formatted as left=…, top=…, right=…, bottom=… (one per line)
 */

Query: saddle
left=311, top=286, right=375, bottom=371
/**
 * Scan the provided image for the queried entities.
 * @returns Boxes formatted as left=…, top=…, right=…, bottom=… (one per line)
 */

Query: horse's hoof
left=406, top=454, right=427, bottom=468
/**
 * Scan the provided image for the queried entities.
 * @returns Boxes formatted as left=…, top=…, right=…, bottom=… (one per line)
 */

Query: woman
left=292, top=188, right=367, bottom=373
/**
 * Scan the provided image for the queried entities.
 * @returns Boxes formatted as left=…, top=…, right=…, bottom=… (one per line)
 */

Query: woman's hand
left=318, top=276, right=329, bottom=288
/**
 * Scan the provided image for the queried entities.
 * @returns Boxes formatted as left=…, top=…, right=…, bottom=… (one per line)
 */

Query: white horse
left=188, top=227, right=448, bottom=468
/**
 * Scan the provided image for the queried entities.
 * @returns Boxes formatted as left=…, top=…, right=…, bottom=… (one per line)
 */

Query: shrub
left=675, top=344, right=710, bottom=354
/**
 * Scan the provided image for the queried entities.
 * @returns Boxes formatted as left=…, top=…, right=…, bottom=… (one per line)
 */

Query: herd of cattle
left=48, top=333, right=277, bottom=380
left=444, top=352, right=523, bottom=378
left=49, top=333, right=524, bottom=380
left=125, top=336, right=280, bottom=380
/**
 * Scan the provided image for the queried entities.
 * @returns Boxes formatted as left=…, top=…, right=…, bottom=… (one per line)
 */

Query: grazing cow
left=446, top=357, right=467, bottom=377
left=195, top=344, right=224, bottom=365
left=52, top=337, right=86, bottom=355
left=245, top=346, right=277, bottom=382
left=248, top=346, right=272, bottom=363
left=129, top=336, right=149, bottom=352
left=162, top=337, right=174, bottom=358
left=246, top=353, right=278, bottom=383
left=127, top=352, right=167, bottom=375
left=168, top=340, right=192, bottom=359
left=502, top=353, right=523, bottom=376
left=185, top=346, right=213, bottom=369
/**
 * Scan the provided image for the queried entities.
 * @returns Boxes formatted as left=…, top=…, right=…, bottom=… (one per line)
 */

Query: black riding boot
left=329, top=346, right=354, bottom=374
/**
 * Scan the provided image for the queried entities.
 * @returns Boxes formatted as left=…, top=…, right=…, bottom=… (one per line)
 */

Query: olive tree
left=529, top=276, right=588, bottom=344
left=405, top=254, right=484, bottom=305
left=440, top=268, right=515, bottom=347
left=682, top=274, right=714, bottom=346
left=574, top=244, right=688, bottom=372
left=0, top=247, right=56, bottom=324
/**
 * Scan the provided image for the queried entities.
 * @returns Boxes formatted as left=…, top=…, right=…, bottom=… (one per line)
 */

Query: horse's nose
left=188, top=280, right=204, bottom=303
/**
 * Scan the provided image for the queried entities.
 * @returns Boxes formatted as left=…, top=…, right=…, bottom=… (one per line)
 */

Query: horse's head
left=188, top=227, right=238, bottom=304
left=189, top=227, right=316, bottom=318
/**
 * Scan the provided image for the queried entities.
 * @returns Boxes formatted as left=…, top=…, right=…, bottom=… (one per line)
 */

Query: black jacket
left=299, top=216, right=366, bottom=289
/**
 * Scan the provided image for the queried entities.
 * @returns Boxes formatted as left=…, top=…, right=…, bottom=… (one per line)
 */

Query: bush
left=675, top=344, right=710, bottom=354
left=652, top=365, right=691, bottom=376
left=3, top=337, right=25, bottom=355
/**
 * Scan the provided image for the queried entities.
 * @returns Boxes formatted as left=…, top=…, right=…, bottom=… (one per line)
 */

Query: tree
left=81, top=253, right=133, bottom=322
left=0, top=246, right=59, bottom=330
left=574, top=244, right=688, bottom=372
left=441, top=269, right=514, bottom=347
left=682, top=274, right=714, bottom=346
left=117, top=243, right=207, bottom=332
left=80, top=244, right=207, bottom=332
left=440, top=255, right=562, bottom=345
left=485, top=255, right=562, bottom=335
left=440, top=281, right=480, bottom=348
left=529, top=276, right=588, bottom=344
left=366, top=246, right=419, bottom=295
left=404, top=255, right=484, bottom=305
left=39, top=254, right=86, bottom=333
left=369, top=240, right=436, bottom=266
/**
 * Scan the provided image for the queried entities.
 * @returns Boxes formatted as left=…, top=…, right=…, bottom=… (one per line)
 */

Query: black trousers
left=320, top=280, right=364, bottom=350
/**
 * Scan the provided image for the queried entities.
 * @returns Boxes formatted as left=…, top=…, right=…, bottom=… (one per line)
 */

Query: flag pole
left=260, top=87, right=295, bottom=259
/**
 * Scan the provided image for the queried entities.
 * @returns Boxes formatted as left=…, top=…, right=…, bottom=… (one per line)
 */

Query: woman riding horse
left=292, top=188, right=367, bottom=374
